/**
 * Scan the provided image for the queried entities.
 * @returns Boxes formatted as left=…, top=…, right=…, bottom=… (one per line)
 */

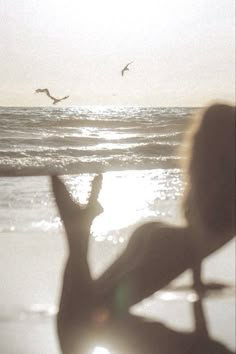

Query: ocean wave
left=0, top=106, right=194, bottom=175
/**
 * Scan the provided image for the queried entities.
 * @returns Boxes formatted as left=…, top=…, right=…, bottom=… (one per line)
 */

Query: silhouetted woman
left=52, top=103, right=235, bottom=353
left=94, top=103, right=235, bottom=307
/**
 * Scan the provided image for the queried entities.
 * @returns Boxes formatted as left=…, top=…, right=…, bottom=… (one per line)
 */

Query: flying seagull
left=121, top=61, right=133, bottom=76
left=35, top=88, right=69, bottom=105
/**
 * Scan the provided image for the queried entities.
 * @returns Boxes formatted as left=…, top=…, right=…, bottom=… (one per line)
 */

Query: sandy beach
left=0, top=230, right=235, bottom=353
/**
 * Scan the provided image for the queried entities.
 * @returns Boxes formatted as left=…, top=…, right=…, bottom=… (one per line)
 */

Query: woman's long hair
left=182, top=103, right=235, bottom=238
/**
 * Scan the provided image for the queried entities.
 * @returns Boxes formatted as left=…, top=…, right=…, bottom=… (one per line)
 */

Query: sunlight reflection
left=156, top=290, right=199, bottom=302
left=98, top=131, right=139, bottom=140
left=67, top=169, right=183, bottom=239
left=92, top=170, right=159, bottom=235
left=92, top=346, right=111, bottom=354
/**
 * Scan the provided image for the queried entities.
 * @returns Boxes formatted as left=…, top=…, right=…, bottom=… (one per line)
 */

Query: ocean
left=0, top=106, right=194, bottom=174
left=0, top=106, right=235, bottom=353
left=0, top=106, right=194, bottom=236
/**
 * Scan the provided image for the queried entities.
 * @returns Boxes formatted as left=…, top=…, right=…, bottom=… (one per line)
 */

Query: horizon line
left=0, top=104, right=203, bottom=109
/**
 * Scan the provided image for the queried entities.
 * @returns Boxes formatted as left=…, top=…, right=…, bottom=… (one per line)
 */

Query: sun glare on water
left=92, top=170, right=160, bottom=235
left=68, top=169, right=177, bottom=240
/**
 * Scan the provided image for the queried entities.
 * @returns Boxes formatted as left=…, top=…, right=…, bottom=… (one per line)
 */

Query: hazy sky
left=0, top=0, right=235, bottom=106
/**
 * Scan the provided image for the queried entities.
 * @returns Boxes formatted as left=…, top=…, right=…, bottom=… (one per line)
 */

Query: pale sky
left=0, top=0, right=235, bottom=106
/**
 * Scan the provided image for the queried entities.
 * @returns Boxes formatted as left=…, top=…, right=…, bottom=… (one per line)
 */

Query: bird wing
left=35, top=88, right=55, bottom=100
left=46, top=91, right=57, bottom=100
left=61, top=95, right=69, bottom=101
left=124, top=61, right=133, bottom=70
left=121, top=61, right=133, bottom=75
left=35, top=88, right=49, bottom=95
